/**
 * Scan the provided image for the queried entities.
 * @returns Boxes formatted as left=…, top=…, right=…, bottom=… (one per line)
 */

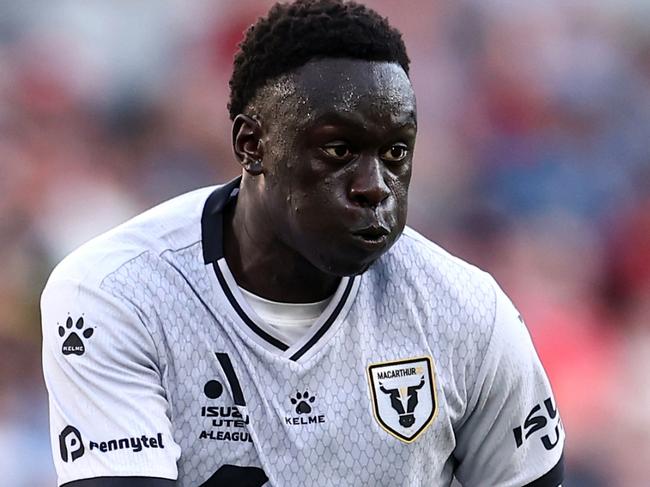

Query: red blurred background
left=1, top=1, right=649, bottom=485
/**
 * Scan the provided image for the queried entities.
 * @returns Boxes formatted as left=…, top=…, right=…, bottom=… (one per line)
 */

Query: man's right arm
left=453, top=278, right=564, bottom=486
left=42, top=275, right=181, bottom=486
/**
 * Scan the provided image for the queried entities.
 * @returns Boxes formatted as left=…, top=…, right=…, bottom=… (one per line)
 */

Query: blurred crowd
left=1, top=0, right=649, bottom=485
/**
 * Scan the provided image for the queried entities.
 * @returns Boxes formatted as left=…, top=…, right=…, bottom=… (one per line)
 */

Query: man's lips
left=350, top=225, right=391, bottom=248
left=352, top=225, right=390, bottom=239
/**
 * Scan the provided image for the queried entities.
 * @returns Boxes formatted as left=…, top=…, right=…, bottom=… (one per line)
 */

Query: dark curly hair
left=228, top=0, right=410, bottom=120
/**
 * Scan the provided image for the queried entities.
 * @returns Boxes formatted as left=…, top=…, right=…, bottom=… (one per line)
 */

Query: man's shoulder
left=46, top=185, right=217, bottom=289
left=383, top=226, right=498, bottom=323
left=391, top=226, right=493, bottom=285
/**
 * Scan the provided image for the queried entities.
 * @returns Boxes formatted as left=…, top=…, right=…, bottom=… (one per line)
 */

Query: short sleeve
left=453, top=280, right=565, bottom=487
left=41, top=276, right=181, bottom=486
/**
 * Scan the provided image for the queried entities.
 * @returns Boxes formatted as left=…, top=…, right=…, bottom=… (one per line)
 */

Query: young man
left=42, top=1, right=564, bottom=485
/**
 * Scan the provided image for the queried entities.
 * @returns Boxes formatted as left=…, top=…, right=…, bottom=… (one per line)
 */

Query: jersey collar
left=200, top=177, right=360, bottom=362
left=201, top=176, right=241, bottom=264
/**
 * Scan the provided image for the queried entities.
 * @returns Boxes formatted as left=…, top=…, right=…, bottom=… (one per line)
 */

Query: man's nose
left=349, top=158, right=390, bottom=208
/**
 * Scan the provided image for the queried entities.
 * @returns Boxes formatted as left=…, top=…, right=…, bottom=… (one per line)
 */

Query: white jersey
left=41, top=177, right=565, bottom=487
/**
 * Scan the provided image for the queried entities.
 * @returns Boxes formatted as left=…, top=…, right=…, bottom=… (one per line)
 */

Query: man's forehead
left=294, top=58, right=415, bottom=115
left=294, top=58, right=410, bottom=92
left=251, top=58, right=415, bottom=126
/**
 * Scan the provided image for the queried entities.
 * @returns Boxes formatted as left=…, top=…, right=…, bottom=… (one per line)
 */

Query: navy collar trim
left=200, top=176, right=357, bottom=360
left=201, top=176, right=242, bottom=264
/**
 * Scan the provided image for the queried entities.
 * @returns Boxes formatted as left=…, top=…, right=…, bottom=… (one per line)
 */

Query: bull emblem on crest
left=379, top=376, right=425, bottom=427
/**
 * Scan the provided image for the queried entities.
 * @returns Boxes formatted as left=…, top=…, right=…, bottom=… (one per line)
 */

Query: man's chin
left=306, top=233, right=402, bottom=277
left=316, top=253, right=381, bottom=278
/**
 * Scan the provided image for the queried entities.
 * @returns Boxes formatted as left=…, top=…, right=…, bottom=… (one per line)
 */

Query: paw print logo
left=290, top=391, right=316, bottom=415
left=59, top=317, right=94, bottom=356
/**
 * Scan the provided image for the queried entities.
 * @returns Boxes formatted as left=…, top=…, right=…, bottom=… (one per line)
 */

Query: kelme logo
left=59, top=316, right=94, bottom=356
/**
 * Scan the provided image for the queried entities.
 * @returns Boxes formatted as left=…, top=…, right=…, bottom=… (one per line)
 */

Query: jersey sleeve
left=41, top=275, right=181, bottom=486
left=453, top=279, right=565, bottom=487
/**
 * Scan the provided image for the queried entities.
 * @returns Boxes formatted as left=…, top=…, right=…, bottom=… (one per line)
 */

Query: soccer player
left=41, top=0, right=565, bottom=486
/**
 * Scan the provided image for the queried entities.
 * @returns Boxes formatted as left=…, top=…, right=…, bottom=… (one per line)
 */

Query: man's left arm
left=453, top=279, right=565, bottom=487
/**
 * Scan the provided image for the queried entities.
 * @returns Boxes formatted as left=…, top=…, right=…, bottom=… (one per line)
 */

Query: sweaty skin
left=224, top=58, right=417, bottom=303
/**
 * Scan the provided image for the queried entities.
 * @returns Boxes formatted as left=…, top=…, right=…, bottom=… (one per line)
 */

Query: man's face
left=250, top=58, right=417, bottom=276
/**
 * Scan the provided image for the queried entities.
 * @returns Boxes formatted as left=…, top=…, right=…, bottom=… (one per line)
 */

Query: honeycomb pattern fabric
left=97, top=232, right=493, bottom=486
left=42, top=185, right=563, bottom=487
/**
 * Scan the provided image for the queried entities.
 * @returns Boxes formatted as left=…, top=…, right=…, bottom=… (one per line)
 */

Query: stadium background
left=1, top=0, right=649, bottom=485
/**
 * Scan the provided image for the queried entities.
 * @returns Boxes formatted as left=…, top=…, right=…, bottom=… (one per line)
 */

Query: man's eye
left=321, top=143, right=352, bottom=160
left=381, top=144, right=409, bottom=163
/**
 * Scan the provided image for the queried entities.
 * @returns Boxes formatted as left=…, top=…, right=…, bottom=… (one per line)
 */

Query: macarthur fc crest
left=367, top=356, right=437, bottom=443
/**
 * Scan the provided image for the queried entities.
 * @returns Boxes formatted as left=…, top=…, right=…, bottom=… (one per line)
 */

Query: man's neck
left=222, top=188, right=339, bottom=303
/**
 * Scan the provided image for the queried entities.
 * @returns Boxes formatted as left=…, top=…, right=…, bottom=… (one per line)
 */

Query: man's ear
left=232, top=114, right=265, bottom=175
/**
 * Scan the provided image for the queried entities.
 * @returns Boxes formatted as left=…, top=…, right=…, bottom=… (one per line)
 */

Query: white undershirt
left=239, top=287, right=332, bottom=345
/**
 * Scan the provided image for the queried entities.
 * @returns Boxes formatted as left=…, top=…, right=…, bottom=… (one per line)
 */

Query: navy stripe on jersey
left=61, top=478, right=175, bottom=486
left=201, top=176, right=241, bottom=264
left=213, top=263, right=290, bottom=351
left=289, top=276, right=355, bottom=361
left=202, top=178, right=290, bottom=351
left=523, top=453, right=564, bottom=487
left=215, top=353, right=247, bottom=407
left=200, top=464, right=268, bottom=487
